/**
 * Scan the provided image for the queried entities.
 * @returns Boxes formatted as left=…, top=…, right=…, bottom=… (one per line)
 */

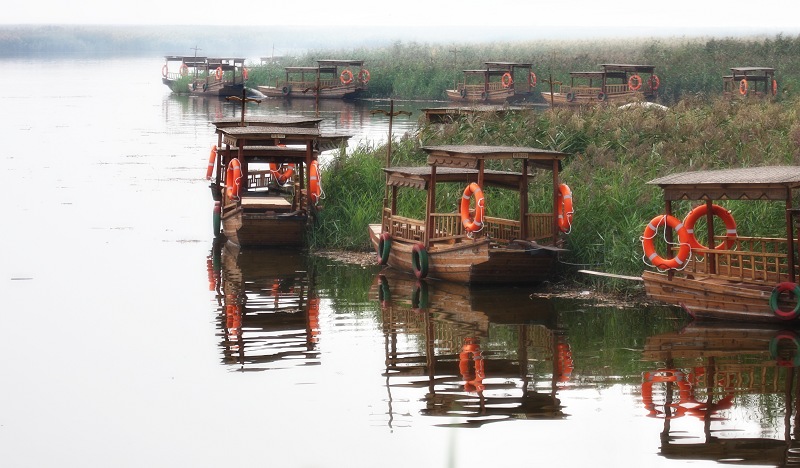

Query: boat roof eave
left=600, top=64, right=656, bottom=73
left=422, top=145, right=566, bottom=171
left=647, top=166, right=800, bottom=201
left=383, top=166, right=543, bottom=191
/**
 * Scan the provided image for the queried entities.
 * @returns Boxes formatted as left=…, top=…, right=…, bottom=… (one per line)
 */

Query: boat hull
left=163, top=78, right=244, bottom=97
left=541, top=91, right=643, bottom=107
left=222, top=206, right=307, bottom=247
left=641, top=270, right=796, bottom=324
left=369, top=225, right=557, bottom=285
left=258, top=85, right=361, bottom=100
left=446, top=88, right=515, bottom=104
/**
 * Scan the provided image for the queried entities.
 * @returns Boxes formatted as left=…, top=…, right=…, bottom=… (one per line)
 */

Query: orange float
left=460, top=182, right=485, bottom=233
left=641, top=214, right=691, bottom=270
left=309, top=160, right=322, bottom=204
left=340, top=69, right=354, bottom=85
left=205, top=145, right=217, bottom=180
left=225, top=158, right=242, bottom=200
left=556, top=183, right=574, bottom=233
left=682, top=203, right=737, bottom=254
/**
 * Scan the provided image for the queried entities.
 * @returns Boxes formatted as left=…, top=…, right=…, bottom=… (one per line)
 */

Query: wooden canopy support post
left=520, top=159, right=529, bottom=240
left=552, top=160, right=559, bottom=245
left=705, top=199, right=716, bottom=275
left=665, top=199, right=674, bottom=280
left=424, top=166, right=437, bottom=248
left=787, top=188, right=796, bottom=283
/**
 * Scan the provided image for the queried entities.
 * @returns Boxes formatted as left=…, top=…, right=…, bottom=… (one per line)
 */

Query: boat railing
left=561, top=85, right=602, bottom=96
left=279, top=78, right=353, bottom=91
left=247, top=170, right=272, bottom=189
left=682, top=236, right=793, bottom=283
left=459, top=82, right=506, bottom=93
left=386, top=212, right=554, bottom=245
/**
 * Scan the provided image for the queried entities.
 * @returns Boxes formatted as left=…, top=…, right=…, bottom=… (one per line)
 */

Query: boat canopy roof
left=484, top=61, right=533, bottom=69
left=163, top=56, right=244, bottom=69
left=423, top=145, right=566, bottom=171
left=212, top=116, right=324, bottom=128
left=600, top=64, right=656, bottom=73
left=648, top=166, right=800, bottom=201
left=218, top=125, right=351, bottom=148
left=383, top=166, right=535, bottom=191
left=730, top=66, right=775, bottom=73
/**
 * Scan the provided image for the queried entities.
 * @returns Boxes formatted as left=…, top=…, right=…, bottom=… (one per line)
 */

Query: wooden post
left=666, top=200, right=674, bottom=280
left=706, top=200, right=716, bottom=275
left=520, top=159, right=529, bottom=240
left=552, top=159, right=559, bottom=245
left=425, top=166, right=437, bottom=248
left=787, top=189, right=796, bottom=282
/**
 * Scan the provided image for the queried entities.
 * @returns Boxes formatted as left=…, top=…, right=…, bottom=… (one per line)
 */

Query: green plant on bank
left=245, top=34, right=800, bottom=104
left=310, top=96, right=800, bottom=293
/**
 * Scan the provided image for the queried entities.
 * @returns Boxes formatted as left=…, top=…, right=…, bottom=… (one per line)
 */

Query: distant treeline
left=5, top=25, right=800, bottom=104
left=247, top=33, right=800, bottom=104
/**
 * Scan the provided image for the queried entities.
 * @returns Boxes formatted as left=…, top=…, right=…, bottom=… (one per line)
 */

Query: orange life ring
left=460, top=182, right=485, bottom=233
left=340, top=69, right=354, bottom=85
left=772, top=79, right=778, bottom=96
left=179, top=63, right=189, bottom=77
left=649, top=74, right=661, bottom=90
left=357, top=68, right=370, bottom=84
left=215, top=66, right=223, bottom=81
left=205, top=145, right=217, bottom=180
left=242, top=68, right=248, bottom=80
left=459, top=338, right=485, bottom=393
left=739, top=78, right=748, bottom=95
left=529, top=71, right=537, bottom=87
left=641, top=214, right=692, bottom=270
left=225, top=158, right=242, bottom=200
left=501, top=72, right=513, bottom=88
left=683, top=204, right=737, bottom=254
left=628, top=74, right=642, bottom=91
left=556, top=183, right=574, bottom=233
left=276, top=164, right=295, bottom=185
left=309, top=160, right=322, bottom=205
left=162, top=64, right=169, bottom=78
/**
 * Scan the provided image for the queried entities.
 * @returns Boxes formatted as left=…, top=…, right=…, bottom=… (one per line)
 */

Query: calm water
left=3, top=57, right=799, bottom=468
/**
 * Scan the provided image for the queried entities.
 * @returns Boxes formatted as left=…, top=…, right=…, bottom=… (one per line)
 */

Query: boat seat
left=240, top=197, right=292, bottom=211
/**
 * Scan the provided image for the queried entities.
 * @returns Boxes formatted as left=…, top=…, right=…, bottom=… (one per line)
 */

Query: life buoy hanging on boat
left=628, top=74, right=643, bottom=91
left=215, top=67, right=223, bottom=81
left=769, top=282, right=800, bottom=320
left=597, top=92, right=606, bottom=102
left=162, top=64, right=169, bottom=78
left=340, top=69, right=354, bottom=85
left=460, top=88, right=468, bottom=99
left=377, top=232, right=391, bottom=265
left=649, top=74, right=661, bottom=91
left=739, top=78, right=748, bottom=95
left=682, top=204, right=737, bottom=254
left=772, top=79, right=778, bottom=96
left=460, top=182, right=485, bottom=233
left=501, top=72, right=513, bottom=88
left=529, top=71, right=537, bottom=87
left=205, top=145, right=217, bottom=180
left=276, top=164, right=295, bottom=185
left=412, top=243, right=429, bottom=279
left=566, top=92, right=576, bottom=102
left=225, top=158, right=242, bottom=201
left=309, top=160, right=322, bottom=205
left=556, top=183, right=574, bottom=233
left=179, top=63, right=189, bottom=77
left=641, top=214, right=692, bottom=270
left=357, top=68, right=370, bottom=84
left=242, top=68, right=248, bottom=80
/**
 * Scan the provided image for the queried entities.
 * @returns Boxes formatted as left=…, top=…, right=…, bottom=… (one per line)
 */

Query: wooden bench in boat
left=241, top=197, right=292, bottom=211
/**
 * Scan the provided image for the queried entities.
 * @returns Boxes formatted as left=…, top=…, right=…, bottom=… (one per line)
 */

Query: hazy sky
left=4, top=0, right=800, bottom=32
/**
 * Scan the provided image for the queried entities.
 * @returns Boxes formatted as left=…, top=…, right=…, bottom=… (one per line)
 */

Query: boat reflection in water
left=375, top=271, right=572, bottom=427
left=641, top=322, right=800, bottom=464
left=208, top=240, right=320, bottom=371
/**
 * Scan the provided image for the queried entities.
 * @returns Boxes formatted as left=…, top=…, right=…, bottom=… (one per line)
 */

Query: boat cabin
left=723, top=67, right=777, bottom=98
left=447, top=62, right=536, bottom=104
left=544, top=64, right=659, bottom=106
left=162, top=55, right=247, bottom=97
left=260, top=59, right=370, bottom=100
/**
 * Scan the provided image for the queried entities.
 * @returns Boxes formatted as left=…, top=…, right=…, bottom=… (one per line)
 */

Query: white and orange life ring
left=529, top=71, right=537, bottom=87
left=162, top=64, right=169, bottom=78
left=179, top=63, right=189, bottom=77
left=215, top=66, right=223, bottom=81
left=340, top=69, right=354, bottom=85
left=628, top=74, right=643, bottom=91
left=772, top=79, right=778, bottom=96
left=460, top=182, right=485, bottom=233
left=683, top=204, right=737, bottom=254
left=641, top=214, right=692, bottom=270
left=225, top=158, right=242, bottom=200
left=309, top=160, right=322, bottom=204
left=358, top=68, right=370, bottom=84
left=205, top=145, right=217, bottom=180
left=556, top=183, right=574, bottom=233
left=275, top=164, right=295, bottom=185
left=501, top=72, right=513, bottom=88
left=242, top=68, right=249, bottom=80
left=649, top=74, right=661, bottom=90
left=739, top=78, right=748, bottom=95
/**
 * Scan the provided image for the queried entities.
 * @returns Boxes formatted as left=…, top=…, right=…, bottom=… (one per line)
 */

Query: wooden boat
left=723, top=66, right=778, bottom=98
left=212, top=240, right=320, bottom=370
left=258, top=59, right=369, bottom=100
left=640, top=321, right=800, bottom=464
left=640, top=166, right=800, bottom=323
left=208, top=118, right=351, bottom=247
left=162, top=55, right=247, bottom=97
left=446, top=62, right=537, bottom=104
left=367, top=144, right=572, bottom=285
left=375, top=271, right=568, bottom=426
left=542, top=64, right=660, bottom=107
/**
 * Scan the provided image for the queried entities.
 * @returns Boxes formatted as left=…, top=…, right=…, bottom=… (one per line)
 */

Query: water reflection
left=209, top=240, right=320, bottom=371
left=641, top=322, right=800, bottom=465
left=375, top=271, right=571, bottom=428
